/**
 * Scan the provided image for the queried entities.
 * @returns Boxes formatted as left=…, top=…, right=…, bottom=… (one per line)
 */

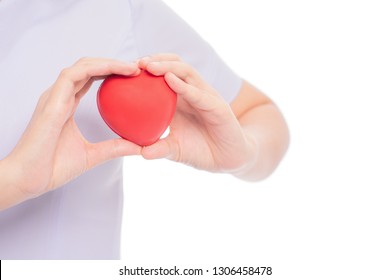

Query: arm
left=230, top=81, right=289, bottom=181
left=0, top=58, right=141, bottom=211
left=139, top=54, right=289, bottom=181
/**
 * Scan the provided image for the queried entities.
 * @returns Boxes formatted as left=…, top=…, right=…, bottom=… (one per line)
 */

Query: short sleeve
left=128, top=0, right=242, bottom=103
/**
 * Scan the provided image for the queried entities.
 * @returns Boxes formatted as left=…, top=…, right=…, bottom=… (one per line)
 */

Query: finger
left=53, top=59, right=139, bottom=100
left=147, top=53, right=182, bottom=61
left=145, top=61, right=207, bottom=89
left=165, top=72, right=220, bottom=112
left=138, top=53, right=181, bottom=68
left=74, top=79, right=94, bottom=103
left=87, top=138, right=141, bottom=169
left=141, top=136, right=178, bottom=161
left=71, top=57, right=140, bottom=82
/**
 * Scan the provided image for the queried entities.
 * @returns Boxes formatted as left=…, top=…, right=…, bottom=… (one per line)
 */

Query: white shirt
left=0, top=0, right=241, bottom=259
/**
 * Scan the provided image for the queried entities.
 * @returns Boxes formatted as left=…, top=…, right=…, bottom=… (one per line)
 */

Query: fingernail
left=140, top=56, right=151, bottom=63
left=126, top=61, right=137, bottom=67
left=132, top=68, right=141, bottom=75
left=149, top=61, right=161, bottom=67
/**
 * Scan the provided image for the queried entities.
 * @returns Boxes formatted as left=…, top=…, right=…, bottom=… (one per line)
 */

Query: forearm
left=232, top=103, right=289, bottom=181
left=230, top=81, right=289, bottom=181
left=0, top=158, right=28, bottom=211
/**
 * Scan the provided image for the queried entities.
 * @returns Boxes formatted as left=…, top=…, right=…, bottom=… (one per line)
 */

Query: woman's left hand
left=138, top=54, right=255, bottom=174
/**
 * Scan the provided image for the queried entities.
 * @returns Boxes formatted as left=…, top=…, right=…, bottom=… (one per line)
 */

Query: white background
left=3, top=1, right=388, bottom=280
left=121, top=0, right=390, bottom=279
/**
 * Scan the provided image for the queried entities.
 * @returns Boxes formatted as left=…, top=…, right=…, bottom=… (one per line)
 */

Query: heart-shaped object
left=97, top=70, right=177, bottom=146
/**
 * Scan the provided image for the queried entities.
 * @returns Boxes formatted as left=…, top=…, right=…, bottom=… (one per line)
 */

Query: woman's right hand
left=0, top=58, right=141, bottom=210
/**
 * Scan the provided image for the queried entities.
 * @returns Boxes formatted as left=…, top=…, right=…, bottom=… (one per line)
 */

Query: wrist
left=0, top=158, right=17, bottom=210
left=229, top=127, right=260, bottom=180
left=0, top=156, right=35, bottom=211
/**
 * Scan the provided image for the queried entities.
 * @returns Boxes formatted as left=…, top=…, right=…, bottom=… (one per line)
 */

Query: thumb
left=87, top=138, right=141, bottom=168
left=141, top=137, right=178, bottom=161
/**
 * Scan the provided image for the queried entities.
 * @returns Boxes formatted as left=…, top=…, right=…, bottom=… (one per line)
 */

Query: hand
left=1, top=58, right=141, bottom=209
left=139, top=54, right=254, bottom=173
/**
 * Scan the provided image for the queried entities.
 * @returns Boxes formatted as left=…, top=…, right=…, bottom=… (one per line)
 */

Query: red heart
left=97, top=70, right=177, bottom=146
